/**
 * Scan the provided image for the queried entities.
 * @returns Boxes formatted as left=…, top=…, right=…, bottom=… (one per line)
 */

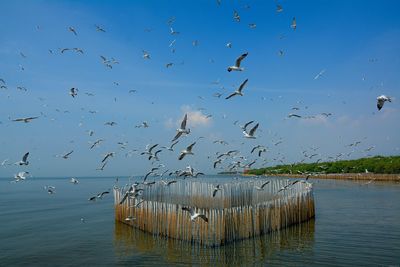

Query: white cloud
left=181, top=105, right=211, bottom=128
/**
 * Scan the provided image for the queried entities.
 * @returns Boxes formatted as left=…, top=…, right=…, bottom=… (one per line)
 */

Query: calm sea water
left=0, top=176, right=399, bottom=266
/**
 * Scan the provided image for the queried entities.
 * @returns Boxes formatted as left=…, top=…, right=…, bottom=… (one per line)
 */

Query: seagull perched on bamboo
left=225, top=79, right=248, bottom=99
left=182, top=207, right=208, bottom=223
left=212, top=184, right=222, bottom=197
left=172, top=114, right=190, bottom=142
left=12, top=117, right=39, bottom=123
left=255, top=181, right=270, bottom=190
left=243, top=122, right=259, bottom=139
left=16, top=152, right=29, bottom=166
left=227, top=52, right=248, bottom=72
left=178, top=142, right=196, bottom=160
left=376, top=95, right=391, bottom=110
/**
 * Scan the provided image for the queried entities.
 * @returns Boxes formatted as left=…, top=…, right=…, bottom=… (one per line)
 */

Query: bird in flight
left=227, top=52, right=248, bottom=72
left=12, top=117, right=39, bottom=123
left=16, top=152, right=30, bottom=166
left=182, top=207, right=208, bottom=222
left=178, top=142, right=196, bottom=160
left=212, top=184, right=222, bottom=197
left=68, top=26, right=77, bottom=35
left=95, top=25, right=106, bottom=32
left=172, top=114, right=190, bottom=142
left=376, top=95, right=391, bottom=110
left=291, top=17, right=297, bottom=30
left=255, top=181, right=270, bottom=190
left=69, top=88, right=78, bottom=98
left=243, top=122, right=259, bottom=139
left=61, top=150, right=74, bottom=159
left=225, top=79, right=248, bottom=99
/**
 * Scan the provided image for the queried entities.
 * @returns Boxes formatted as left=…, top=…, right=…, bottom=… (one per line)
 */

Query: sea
left=0, top=175, right=399, bottom=266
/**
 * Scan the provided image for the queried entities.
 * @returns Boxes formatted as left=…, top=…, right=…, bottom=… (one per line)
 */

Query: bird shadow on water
left=113, top=219, right=315, bottom=266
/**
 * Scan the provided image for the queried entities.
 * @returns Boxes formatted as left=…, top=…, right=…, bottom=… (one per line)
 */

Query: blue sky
left=0, top=0, right=399, bottom=177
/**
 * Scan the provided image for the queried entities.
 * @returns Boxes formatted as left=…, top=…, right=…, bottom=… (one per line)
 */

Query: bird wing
left=22, top=152, right=29, bottom=162
left=187, top=142, right=196, bottom=152
left=238, top=79, right=248, bottom=93
left=242, top=120, right=254, bottom=131
left=235, top=53, right=248, bottom=67
left=170, top=140, right=179, bottom=149
left=249, top=123, right=259, bottom=136
left=148, top=144, right=158, bottom=153
left=172, top=131, right=183, bottom=142
left=178, top=153, right=185, bottom=160
left=65, top=150, right=74, bottom=157
left=212, top=189, right=218, bottom=197
left=198, top=214, right=209, bottom=223
left=377, top=99, right=384, bottom=110
left=180, top=114, right=187, bottom=129
left=261, top=181, right=270, bottom=189
left=225, top=92, right=237, bottom=99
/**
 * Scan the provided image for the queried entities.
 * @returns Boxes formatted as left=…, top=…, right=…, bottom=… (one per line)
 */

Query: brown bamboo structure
left=113, top=179, right=315, bottom=247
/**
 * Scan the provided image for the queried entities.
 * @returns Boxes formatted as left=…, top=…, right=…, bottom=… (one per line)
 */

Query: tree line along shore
left=245, top=156, right=400, bottom=181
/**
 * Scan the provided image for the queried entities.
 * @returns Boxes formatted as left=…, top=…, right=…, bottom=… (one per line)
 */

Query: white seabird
left=225, top=79, right=248, bottom=99
left=227, top=52, right=248, bottom=72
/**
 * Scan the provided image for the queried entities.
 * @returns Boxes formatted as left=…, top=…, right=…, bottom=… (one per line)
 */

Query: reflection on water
left=114, top=219, right=315, bottom=266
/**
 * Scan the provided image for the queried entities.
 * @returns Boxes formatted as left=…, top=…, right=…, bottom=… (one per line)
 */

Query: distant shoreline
left=250, top=173, right=400, bottom=182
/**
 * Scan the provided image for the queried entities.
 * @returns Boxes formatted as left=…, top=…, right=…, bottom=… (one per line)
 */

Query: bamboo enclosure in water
left=113, top=178, right=315, bottom=247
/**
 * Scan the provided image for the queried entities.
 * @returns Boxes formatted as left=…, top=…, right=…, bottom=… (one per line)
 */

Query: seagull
left=95, top=25, right=106, bottom=32
left=125, top=216, right=136, bottom=221
left=225, top=79, right=248, bottom=99
left=172, top=114, right=190, bottom=142
left=249, top=23, right=257, bottom=29
left=288, top=113, right=302, bottom=118
left=182, top=207, right=208, bottom=223
left=141, top=144, right=158, bottom=156
left=314, top=69, right=326, bottom=80
left=161, top=140, right=179, bottom=151
left=170, top=27, right=180, bottom=35
left=142, top=50, right=151, bottom=59
left=69, top=88, right=78, bottom=98
left=68, top=26, right=77, bottom=35
left=212, top=184, right=222, bottom=197
left=16, top=152, right=29, bottom=166
left=161, top=179, right=177, bottom=186
left=227, top=52, right=248, bottom=72
left=97, top=191, right=110, bottom=199
left=102, top=152, right=115, bottom=163
left=148, top=150, right=162, bottom=161
left=70, top=178, right=79, bottom=184
left=213, top=158, right=223, bottom=168
left=44, top=186, right=56, bottom=194
left=13, top=172, right=29, bottom=182
left=226, top=42, right=232, bottom=48
left=104, top=121, right=117, bottom=126
left=96, top=161, right=107, bottom=171
left=12, top=117, right=39, bottom=123
left=62, top=150, right=74, bottom=159
left=90, top=139, right=104, bottom=149
left=178, top=142, right=196, bottom=160
left=243, top=123, right=259, bottom=139
left=233, top=10, right=240, bottom=22
left=255, top=181, right=270, bottom=190
left=291, top=17, right=297, bottom=30
left=376, top=95, right=391, bottom=110
left=276, top=4, right=283, bottom=12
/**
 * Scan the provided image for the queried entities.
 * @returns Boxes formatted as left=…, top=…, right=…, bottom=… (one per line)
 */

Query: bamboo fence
left=114, top=179, right=315, bottom=247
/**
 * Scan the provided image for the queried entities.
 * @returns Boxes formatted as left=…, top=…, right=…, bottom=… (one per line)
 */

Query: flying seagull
left=68, top=26, right=77, bottom=35
left=255, top=181, right=270, bottom=190
left=61, top=150, right=74, bottom=159
left=12, top=117, right=39, bottom=123
left=13, top=172, right=29, bottom=182
left=212, top=184, right=222, bottom=197
left=225, top=79, right=248, bottom=99
left=16, top=152, right=29, bottom=166
left=233, top=10, right=240, bottom=22
left=172, top=114, right=190, bottom=142
left=227, top=52, right=248, bottom=72
left=161, top=140, right=179, bottom=151
left=95, top=25, right=106, bottom=32
left=69, top=88, right=78, bottom=98
left=178, top=142, right=196, bottom=160
left=243, top=123, right=259, bottom=139
left=70, top=178, right=79, bottom=184
left=291, top=17, right=296, bottom=30
left=314, top=69, right=326, bottom=80
left=376, top=95, right=391, bottom=110
left=102, top=152, right=115, bottom=163
left=182, top=207, right=208, bottom=222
